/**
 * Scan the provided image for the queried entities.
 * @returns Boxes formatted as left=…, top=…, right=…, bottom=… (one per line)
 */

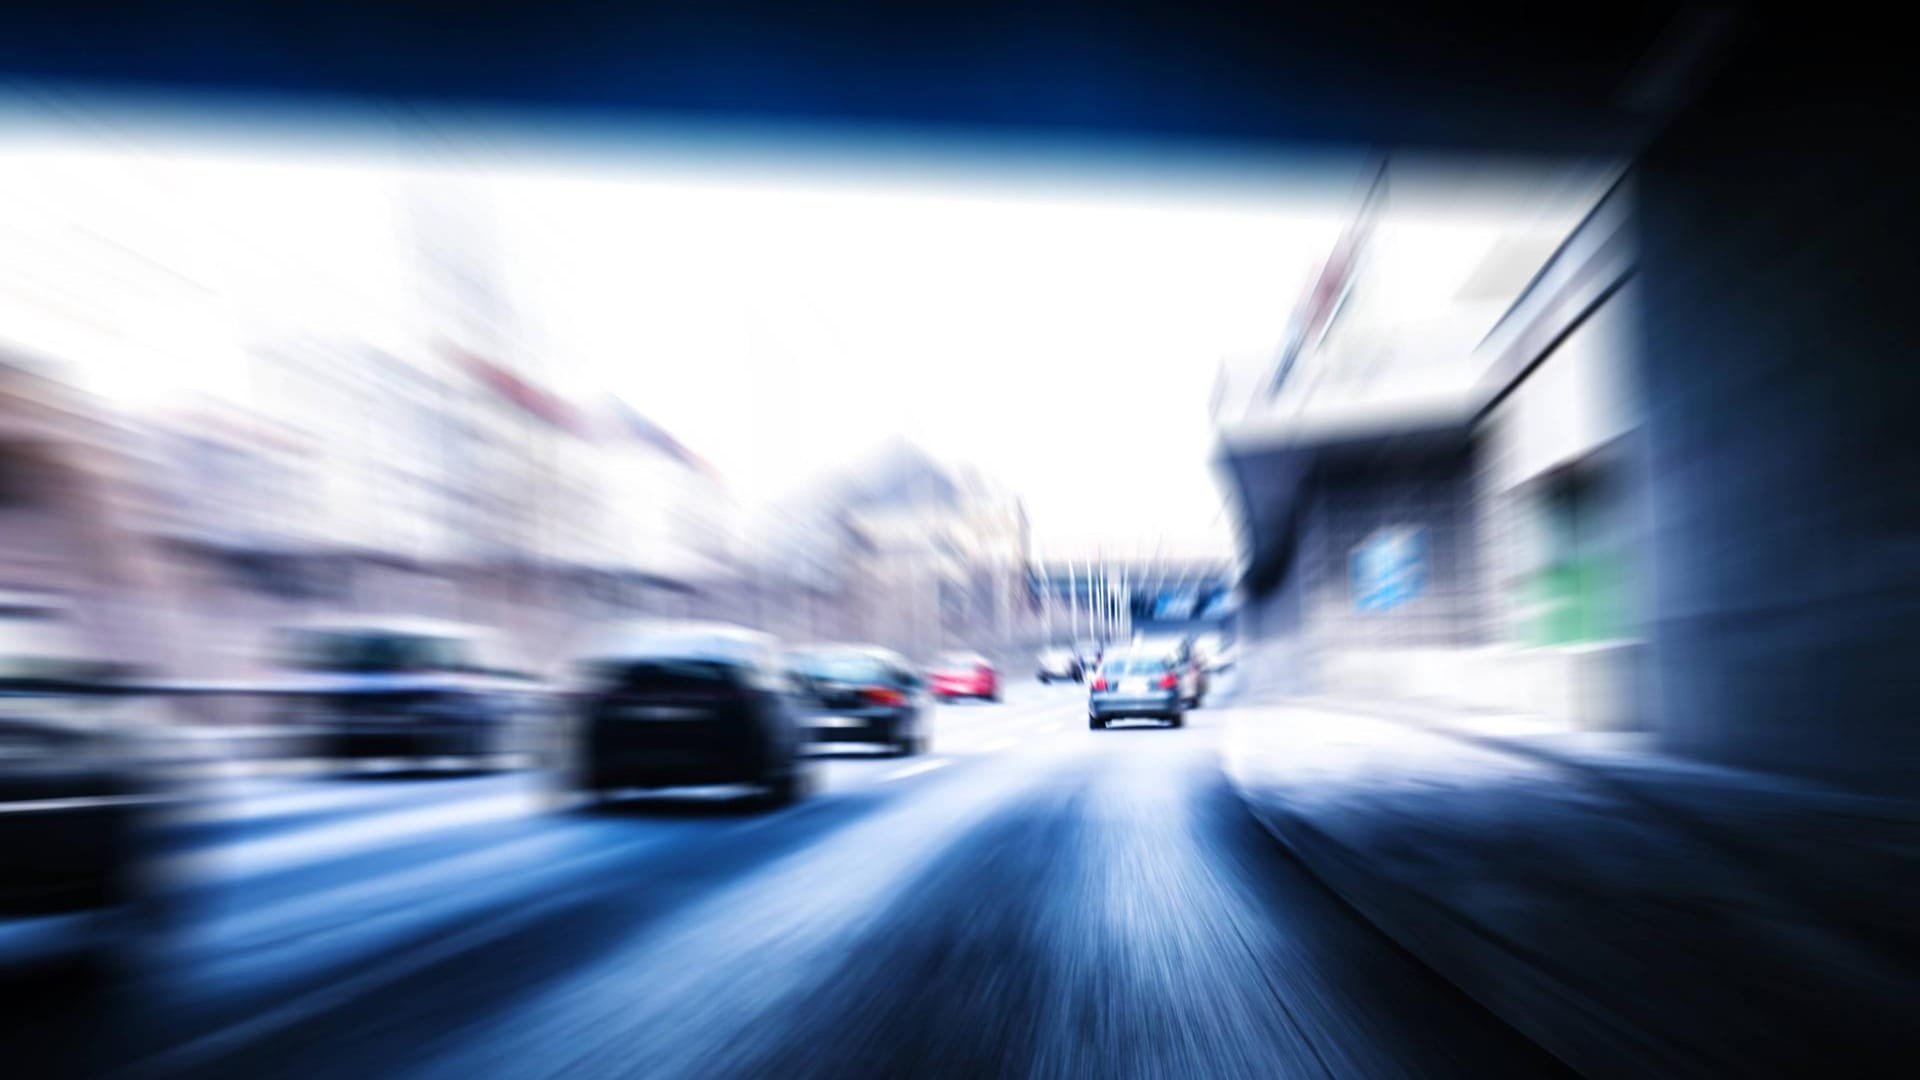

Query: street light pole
left=1068, top=559, right=1079, bottom=646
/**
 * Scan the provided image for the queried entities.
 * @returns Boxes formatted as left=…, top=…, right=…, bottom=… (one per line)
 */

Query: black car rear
left=786, top=647, right=925, bottom=755
left=574, top=629, right=807, bottom=805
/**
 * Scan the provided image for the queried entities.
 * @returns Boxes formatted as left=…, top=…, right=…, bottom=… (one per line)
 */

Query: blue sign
left=1351, top=527, right=1427, bottom=612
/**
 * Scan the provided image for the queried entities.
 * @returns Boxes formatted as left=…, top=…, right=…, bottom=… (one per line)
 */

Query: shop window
left=1523, top=466, right=1628, bottom=645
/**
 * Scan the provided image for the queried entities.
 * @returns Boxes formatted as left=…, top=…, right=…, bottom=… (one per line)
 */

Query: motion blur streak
left=5, top=6, right=1920, bottom=1078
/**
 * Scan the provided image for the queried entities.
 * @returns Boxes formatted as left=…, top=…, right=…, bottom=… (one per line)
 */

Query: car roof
left=788, top=643, right=908, bottom=664
left=581, top=620, right=777, bottom=664
left=790, top=642, right=893, bottom=656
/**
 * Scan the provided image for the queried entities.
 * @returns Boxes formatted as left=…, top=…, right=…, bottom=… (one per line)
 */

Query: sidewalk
left=1222, top=697, right=1920, bottom=1078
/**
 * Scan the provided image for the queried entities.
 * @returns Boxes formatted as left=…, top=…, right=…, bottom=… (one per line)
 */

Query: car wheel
left=892, top=722, right=919, bottom=756
left=1089, top=714, right=1105, bottom=730
left=760, top=765, right=810, bottom=808
left=1167, top=712, right=1185, bottom=728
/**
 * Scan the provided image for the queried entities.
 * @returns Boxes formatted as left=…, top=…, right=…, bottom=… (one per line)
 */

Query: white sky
left=494, top=169, right=1343, bottom=559
left=2, top=122, right=1354, bottom=561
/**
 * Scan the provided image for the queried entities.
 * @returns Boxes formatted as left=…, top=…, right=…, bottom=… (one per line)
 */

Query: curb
left=1221, top=718, right=1706, bottom=1078
left=1221, top=704, right=1919, bottom=1077
left=1296, top=697, right=1920, bottom=972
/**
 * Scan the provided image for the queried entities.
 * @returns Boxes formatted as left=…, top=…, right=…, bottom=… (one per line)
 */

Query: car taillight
left=1157, top=672, right=1178, bottom=690
left=1091, top=676, right=1109, bottom=691
left=863, top=687, right=907, bottom=707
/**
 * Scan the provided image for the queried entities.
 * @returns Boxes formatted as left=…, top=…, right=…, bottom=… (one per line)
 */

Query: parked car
left=272, top=618, right=542, bottom=770
left=569, top=623, right=809, bottom=806
left=928, top=651, right=999, bottom=702
left=1134, top=632, right=1206, bottom=708
left=786, top=644, right=927, bottom=755
left=1087, top=648, right=1184, bottom=729
left=1, top=593, right=158, bottom=966
left=1035, top=646, right=1082, bottom=684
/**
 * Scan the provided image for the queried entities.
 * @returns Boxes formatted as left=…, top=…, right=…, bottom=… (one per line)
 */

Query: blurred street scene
left=4, top=5, right=1918, bottom=1078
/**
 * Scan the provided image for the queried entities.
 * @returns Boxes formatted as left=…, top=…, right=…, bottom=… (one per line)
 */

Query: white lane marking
left=979, top=736, right=1019, bottom=753
left=1038, top=722, right=1063, bottom=735
left=882, top=757, right=950, bottom=782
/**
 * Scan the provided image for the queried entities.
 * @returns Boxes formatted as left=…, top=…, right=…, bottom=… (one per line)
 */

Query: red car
left=928, top=651, right=999, bottom=702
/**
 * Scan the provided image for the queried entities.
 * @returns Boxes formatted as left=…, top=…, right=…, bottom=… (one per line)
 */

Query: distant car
left=272, top=618, right=541, bottom=770
left=1076, top=642, right=1104, bottom=676
left=0, top=593, right=156, bottom=963
left=929, top=651, right=999, bottom=702
left=1087, top=649, right=1184, bottom=729
left=1035, top=646, right=1082, bottom=684
left=786, top=645, right=927, bottom=755
left=1134, top=633, right=1206, bottom=708
left=570, top=623, right=809, bottom=806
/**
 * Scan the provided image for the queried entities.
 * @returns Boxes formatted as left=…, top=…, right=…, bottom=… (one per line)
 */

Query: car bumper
left=586, top=723, right=775, bottom=789
left=1090, top=693, right=1180, bottom=718
left=799, top=707, right=908, bottom=744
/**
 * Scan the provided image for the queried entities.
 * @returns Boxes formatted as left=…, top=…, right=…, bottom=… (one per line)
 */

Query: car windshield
left=791, top=652, right=889, bottom=683
left=1105, top=656, right=1171, bottom=676
left=284, top=630, right=468, bottom=673
left=936, top=653, right=981, bottom=668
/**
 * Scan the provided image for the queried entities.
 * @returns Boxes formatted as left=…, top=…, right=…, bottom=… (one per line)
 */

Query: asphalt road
left=1, top=682, right=1567, bottom=1079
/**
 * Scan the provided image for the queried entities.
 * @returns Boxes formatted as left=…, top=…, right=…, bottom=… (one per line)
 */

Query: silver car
left=1087, top=650, right=1184, bottom=729
left=1035, top=646, right=1082, bottom=684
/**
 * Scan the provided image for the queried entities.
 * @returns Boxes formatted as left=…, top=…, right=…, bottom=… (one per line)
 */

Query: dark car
left=786, top=645, right=927, bottom=756
left=272, top=618, right=541, bottom=771
left=1087, top=649, right=1185, bottom=729
left=1, top=594, right=157, bottom=964
left=570, top=623, right=809, bottom=806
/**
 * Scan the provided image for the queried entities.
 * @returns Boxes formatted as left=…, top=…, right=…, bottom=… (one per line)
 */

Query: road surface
left=1, top=682, right=1566, bottom=1078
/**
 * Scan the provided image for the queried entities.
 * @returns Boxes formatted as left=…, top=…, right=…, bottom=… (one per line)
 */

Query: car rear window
left=602, top=659, right=748, bottom=696
left=791, top=653, right=889, bottom=683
